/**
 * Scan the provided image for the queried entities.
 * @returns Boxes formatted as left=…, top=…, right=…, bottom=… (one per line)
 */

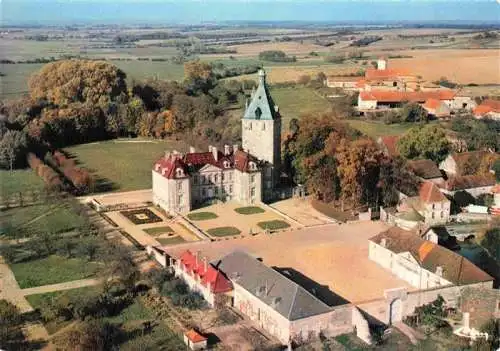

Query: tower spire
left=258, top=69, right=266, bottom=85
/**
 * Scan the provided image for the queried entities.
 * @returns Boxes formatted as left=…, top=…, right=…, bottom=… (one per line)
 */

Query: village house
left=406, top=159, right=444, bottom=185
left=376, top=135, right=400, bottom=157
left=422, top=98, right=451, bottom=119
left=213, top=250, right=353, bottom=345
left=152, top=69, right=281, bottom=213
left=184, top=329, right=208, bottom=350
left=399, top=181, right=451, bottom=226
left=357, top=90, right=456, bottom=111
left=369, top=227, right=494, bottom=291
left=473, top=99, right=500, bottom=120
left=441, top=173, right=497, bottom=197
left=172, top=250, right=233, bottom=307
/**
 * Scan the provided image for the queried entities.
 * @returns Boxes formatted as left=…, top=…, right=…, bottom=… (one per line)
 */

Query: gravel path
left=21, top=278, right=101, bottom=296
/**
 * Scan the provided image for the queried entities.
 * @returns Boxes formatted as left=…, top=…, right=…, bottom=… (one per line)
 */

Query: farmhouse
left=376, top=135, right=400, bottom=157
left=422, top=98, right=451, bottom=118
left=152, top=69, right=281, bottom=213
left=441, top=174, right=497, bottom=197
left=473, top=99, right=500, bottom=120
left=357, top=90, right=456, bottom=110
left=369, top=227, right=493, bottom=291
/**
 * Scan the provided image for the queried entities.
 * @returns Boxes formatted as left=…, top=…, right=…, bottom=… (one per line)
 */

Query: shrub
left=258, top=50, right=296, bottom=62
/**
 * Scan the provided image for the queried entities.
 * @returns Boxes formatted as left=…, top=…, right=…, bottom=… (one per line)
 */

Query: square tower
left=242, top=69, right=281, bottom=194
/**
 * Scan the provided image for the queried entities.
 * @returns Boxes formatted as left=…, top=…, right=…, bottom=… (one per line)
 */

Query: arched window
left=176, top=168, right=184, bottom=177
left=255, top=107, right=262, bottom=120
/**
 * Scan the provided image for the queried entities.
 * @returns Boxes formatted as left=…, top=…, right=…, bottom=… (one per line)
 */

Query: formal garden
left=207, top=226, right=242, bottom=237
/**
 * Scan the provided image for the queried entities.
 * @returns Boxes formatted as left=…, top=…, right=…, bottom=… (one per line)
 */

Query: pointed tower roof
left=243, top=69, right=279, bottom=120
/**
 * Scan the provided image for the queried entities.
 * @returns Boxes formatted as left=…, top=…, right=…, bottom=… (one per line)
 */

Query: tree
left=29, top=60, right=127, bottom=106
left=0, top=130, right=28, bottom=170
left=78, top=239, right=99, bottom=261
left=493, top=159, right=500, bottom=181
left=397, top=125, right=450, bottom=163
left=54, top=319, right=123, bottom=351
left=0, top=299, right=26, bottom=348
left=184, top=60, right=215, bottom=94
left=401, top=102, right=428, bottom=122
left=481, top=226, right=500, bottom=262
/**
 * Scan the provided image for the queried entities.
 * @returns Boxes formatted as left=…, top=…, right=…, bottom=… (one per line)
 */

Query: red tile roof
left=419, top=181, right=447, bottom=203
left=153, top=154, right=187, bottom=180
left=473, top=99, right=500, bottom=116
left=365, top=68, right=414, bottom=80
left=360, top=90, right=456, bottom=103
left=444, top=174, right=496, bottom=191
left=185, top=329, right=207, bottom=343
left=423, top=98, right=441, bottom=110
left=378, top=135, right=400, bottom=156
left=179, top=250, right=233, bottom=294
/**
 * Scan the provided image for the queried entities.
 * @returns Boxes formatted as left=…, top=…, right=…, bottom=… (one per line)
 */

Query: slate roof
left=243, top=69, right=279, bottom=121
left=370, top=227, right=493, bottom=285
left=360, top=90, right=456, bottom=103
left=407, top=159, right=443, bottom=180
left=153, top=148, right=259, bottom=179
left=214, top=250, right=333, bottom=321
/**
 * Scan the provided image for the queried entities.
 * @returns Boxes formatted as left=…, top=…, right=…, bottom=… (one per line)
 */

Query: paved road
left=21, top=278, right=101, bottom=296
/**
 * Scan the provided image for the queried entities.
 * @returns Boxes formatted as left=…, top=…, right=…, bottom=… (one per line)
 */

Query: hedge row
left=27, top=153, right=63, bottom=189
left=51, top=151, right=93, bottom=193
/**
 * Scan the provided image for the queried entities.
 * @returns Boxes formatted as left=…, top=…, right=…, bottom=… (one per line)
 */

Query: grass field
left=64, top=138, right=190, bottom=192
left=207, top=226, right=241, bottom=237
left=345, top=120, right=415, bottom=138
left=143, top=226, right=174, bottom=236
left=0, top=203, right=86, bottom=238
left=10, top=255, right=100, bottom=289
left=157, top=236, right=186, bottom=246
left=270, top=86, right=332, bottom=127
left=0, top=169, right=45, bottom=198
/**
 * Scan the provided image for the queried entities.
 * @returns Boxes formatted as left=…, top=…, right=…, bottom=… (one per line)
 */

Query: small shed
left=184, top=329, right=208, bottom=350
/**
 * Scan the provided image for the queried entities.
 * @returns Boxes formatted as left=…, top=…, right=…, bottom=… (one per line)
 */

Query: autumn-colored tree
left=184, top=60, right=215, bottom=93
left=161, top=110, right=176, bottom=135
left=29, top=60, right=127, bottom=106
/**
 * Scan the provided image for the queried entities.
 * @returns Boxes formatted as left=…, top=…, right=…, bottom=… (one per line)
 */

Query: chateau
left=152, top=69, right=281, bottom=213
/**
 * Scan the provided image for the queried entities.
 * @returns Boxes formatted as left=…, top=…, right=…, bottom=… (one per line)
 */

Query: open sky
left=1, top=1, right=500, bottom=25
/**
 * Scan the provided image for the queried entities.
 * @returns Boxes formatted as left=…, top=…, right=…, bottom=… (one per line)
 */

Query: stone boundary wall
left=176, top=214, right=211, bottom=242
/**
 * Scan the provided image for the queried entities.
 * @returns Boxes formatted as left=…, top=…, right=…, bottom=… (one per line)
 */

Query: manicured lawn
left=234, top=206, right=265, bottom=215
left=270, top=86, right=332, bottom=129
left=345, top=120, right=416, bottom=138
left=207, top=226, right=241, bottom=237
left=143, top=226, right=174, bottom=236
left=257, top=220, right=290, bottom=231
left=157, top=236, right=186, bottom=246
left=0, top=169, right=45, bottom=198
left=64, top=138, right=190, bottom=192
left=10, top=255, right=100, bottom=289
left=187, top=212, right=218, bottom=221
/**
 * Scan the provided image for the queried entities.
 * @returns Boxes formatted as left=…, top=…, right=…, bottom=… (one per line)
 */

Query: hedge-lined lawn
left=257, top=220, right=290, bottom=231
left=0, top=169, right=45, bottom=198
left=187, top=212, right=218, bottom=221
left=64, top=138, right=189, bottom=192
left=10, top=255, right=100, bottom=289
left=234, top=206, right=265, bottom=215
left=144, top=226, right=174, bottom=236
left=157, top=236, right=186, bottom=246
left=207, top=226, right=241, bottom=237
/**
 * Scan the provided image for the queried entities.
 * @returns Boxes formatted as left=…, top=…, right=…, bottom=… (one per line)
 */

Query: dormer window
left=249, top=162, right=256, bottom=170
left=155, top=164, right=161, bottom=172
left=176, top=168, right=184, bottom=178
left=161, top=168, right=167, bottom=176
left=223, top=161, right=230, bottom=168
left=255, top=107, right=262, bottom=120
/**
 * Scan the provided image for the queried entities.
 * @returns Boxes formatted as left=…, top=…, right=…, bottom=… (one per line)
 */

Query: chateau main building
left=152, top=69, right=281, bottom=213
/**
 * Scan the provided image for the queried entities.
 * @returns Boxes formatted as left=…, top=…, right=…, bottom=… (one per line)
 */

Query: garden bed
left=234, top=206, right=265, bottom=215
left=187, top=212, right=218, bottom=221
left=157, top=236, right=187, bottom=246
left=143, top=226, right=174, bottom=237
left=207, top=226, right=241, bottom=237
left=120, top=208, right=163, bottom=225
left=257, top=220, right=290, bottom=231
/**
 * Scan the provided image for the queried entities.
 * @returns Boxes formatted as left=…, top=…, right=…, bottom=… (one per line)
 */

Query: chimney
left=224, top=144, right=231, bottom=156
left=274, top=105, right=279, bottom=112
left=195, top=251, right=200, bottom=266
left=208, top=145, right=213, bottom=152
left=233, top=144, right=239, bottom=153
left=462, top=312, right=470, bottom=332
left=380, top=238, right=387, bottom=248
left=164, top=151, right=171, bottom=159
left=189, top=146, right=196, bottom=153
left=435, top=266, right=443, bottom=277
left=207, top=281, right=211, bottom=293
left=203, top=256, right=208, bottom=272
left=212, top=146, right=218, bottom=161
